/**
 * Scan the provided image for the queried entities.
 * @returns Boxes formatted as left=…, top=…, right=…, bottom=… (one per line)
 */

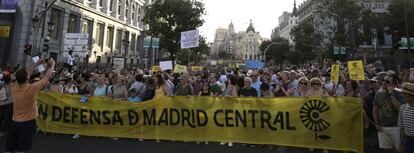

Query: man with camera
left=4, top=58, right=55, bottom=153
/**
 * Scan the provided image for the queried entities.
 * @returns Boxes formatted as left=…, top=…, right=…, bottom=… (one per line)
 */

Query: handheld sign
left=348, top=60, right=365, bottom=80
left=331, top=64, right=340, bottom=84
left=181, top=30, right=199, bottom=49
left=152, top=66, right=161, bottom=72
left=192, top=66, right=202, bottom=72
left=159, top=61, right=173, bottom=70
left=174, top=64, right=188, bottom=73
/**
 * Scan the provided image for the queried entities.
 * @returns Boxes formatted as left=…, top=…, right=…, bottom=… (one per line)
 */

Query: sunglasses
left=311, top=82, right=321, bottom=86
left=300, top=82, right=307, bottom=85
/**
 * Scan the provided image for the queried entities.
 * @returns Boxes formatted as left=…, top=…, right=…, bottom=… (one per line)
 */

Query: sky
left=199, top=0, right=306, bottom=42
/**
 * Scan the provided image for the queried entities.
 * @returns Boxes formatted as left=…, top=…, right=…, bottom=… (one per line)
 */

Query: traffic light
left=43, top=37, right=50, bottom=52
left=24, top=44, right=32, bottom=55
left=392, top=31, right=401, bottom=50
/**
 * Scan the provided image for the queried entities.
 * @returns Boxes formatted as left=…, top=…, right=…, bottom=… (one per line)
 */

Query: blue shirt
left=94, top=86, right=107, bottom=97
left=251, top=81, right=262, bottom=97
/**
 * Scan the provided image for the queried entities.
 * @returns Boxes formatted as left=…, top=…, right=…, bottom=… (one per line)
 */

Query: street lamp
left=32, top=17, right=40, bottom=29
left=262, top=42, right=280, bottom=62
left=47, top=21, right=55, bottom=32
left=122, top=39, right=130, bottom=67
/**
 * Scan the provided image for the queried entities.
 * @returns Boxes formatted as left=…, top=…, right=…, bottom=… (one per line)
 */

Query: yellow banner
left=152, top=66, right=160, bottom=72
left=348, top=60, right=365, bottom=80
left=191, top=66, right=202, bottom=72
left=331, top=64, right=340, bottom=84
left=174, top=64, right=187, bottom=73
left=36, top=92, right=363, bottom=153
left=0, top=26, right=10, bottom=37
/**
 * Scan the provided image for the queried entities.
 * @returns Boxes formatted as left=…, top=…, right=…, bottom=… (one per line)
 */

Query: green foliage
left=387, top=0, right=414, bottom=36
left=317, top=0, right=364, bottom=47
left=259, top=37, right=290, bottom=64
left=143, top=0, right=206, bottom=60
left=290, top=22, right=322, bottom=63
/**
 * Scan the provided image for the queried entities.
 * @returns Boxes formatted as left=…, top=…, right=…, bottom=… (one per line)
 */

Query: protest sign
left=37, top=92, right=363, bottom=153
left=159, top=61, right=173, bottom=70
left=211, top=60, right=217, bottom=65
left=152, top=66, right=160, bottom=72
left=331, top=64, right=340, bottom=84
left=174, top=64, right=188, bottom=73
left=348, top=60, right=365, bottom=80
left=181, top=30, right=199, bottom=49
left=192, top=66, right=202, bottom=72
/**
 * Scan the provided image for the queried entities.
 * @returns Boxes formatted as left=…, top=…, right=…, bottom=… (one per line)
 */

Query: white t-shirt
left=67, top=55, right=74, bottom=66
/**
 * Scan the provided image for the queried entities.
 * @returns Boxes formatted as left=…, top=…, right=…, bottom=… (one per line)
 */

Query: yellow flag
left=174, top=64, right=188, bottom=73
left=331, top=64, right=340, bottom=83
left=348, top=60, right=365, bottom=80
left=192, top=66, right=202, bottom=72
left=36, top=92, right=363, bottom=153
left=218, top=60, right=224, bottom=64
left=152, top=66, right=160, bottom=72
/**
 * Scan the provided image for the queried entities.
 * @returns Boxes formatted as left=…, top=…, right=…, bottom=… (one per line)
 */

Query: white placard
left=32, top=56, right=45, bottom=72
left=113, top=57, right=125, bottom=72
left=181, top=30, right=199, bottom=49
left=211, top=60, right=217, bottom=65
left=159, top=60, right=173, bottom=70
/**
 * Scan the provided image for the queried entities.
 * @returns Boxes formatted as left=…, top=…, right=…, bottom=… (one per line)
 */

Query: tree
left=290, top=22, right=322, bottom=63
left=317, top=0, right=364, bottom=48
left=386, top=0, right=414, bottom=36
left=259, top=37, right=290, bottom=64
left=143, top=0, right=206, bottom=61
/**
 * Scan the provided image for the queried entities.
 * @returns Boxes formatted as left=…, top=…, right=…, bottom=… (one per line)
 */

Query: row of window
left=244, top=54, right=259, bottom=60
left=49, top=7, right=139, bottom=54
left=75, top=0, right=144, bottom=27
left=363, top=3, right=385, bottom=9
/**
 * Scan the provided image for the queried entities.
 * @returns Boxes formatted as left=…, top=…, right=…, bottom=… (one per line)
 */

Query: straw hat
left=395, top=82, right=414, bottom=96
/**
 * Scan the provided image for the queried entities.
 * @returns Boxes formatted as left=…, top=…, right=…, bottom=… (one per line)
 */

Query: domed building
left=211, top=20, right=263, bottom=61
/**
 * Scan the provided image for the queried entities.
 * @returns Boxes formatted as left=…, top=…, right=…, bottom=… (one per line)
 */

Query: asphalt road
left=0, top=132, right=386, bottom=153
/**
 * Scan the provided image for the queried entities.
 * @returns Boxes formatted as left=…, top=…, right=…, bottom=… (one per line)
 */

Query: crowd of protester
left=0, top=59, right=414, bottom=153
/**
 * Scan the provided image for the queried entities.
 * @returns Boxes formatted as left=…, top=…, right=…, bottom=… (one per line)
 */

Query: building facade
left=271, top=1, right=298, bottom=45
left=211, top=20, right=263, bottom=61
left=1, top=0, right=145, bottom=68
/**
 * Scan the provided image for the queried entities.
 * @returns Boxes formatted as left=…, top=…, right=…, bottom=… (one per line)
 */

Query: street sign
left=399, top=38, right=414, bottom=49
left=0, top=26, right=10, bottom=37
left=0, top=0, right=17, bottom=13
left=340, top=47, right=346, bottom=55
left=113, top=57, right=125, bottom=72
left=144, top=38, right=160, bottom=48
left=64, top=33, right=89, bottom=52
left=181, top=29, right=199, bottom=49
left=333, top=47, right=339, bottom=55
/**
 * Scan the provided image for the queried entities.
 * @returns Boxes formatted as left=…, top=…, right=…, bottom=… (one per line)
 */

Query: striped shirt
left=398, top=104, right=414, bottom=137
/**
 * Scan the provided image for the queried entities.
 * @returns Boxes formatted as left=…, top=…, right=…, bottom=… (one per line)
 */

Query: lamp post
left=122, top=39, right=130, bottom=68
left=145, top=0, right=164, bottom=69
left=30, top=0, right=59, bottom=59
left=403, top=0, right=411, bottom=67
left=262, top=42, right=280, bottom=62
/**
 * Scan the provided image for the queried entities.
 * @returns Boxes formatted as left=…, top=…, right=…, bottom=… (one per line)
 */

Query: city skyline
left=200, top=0, right=306, bottom=42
